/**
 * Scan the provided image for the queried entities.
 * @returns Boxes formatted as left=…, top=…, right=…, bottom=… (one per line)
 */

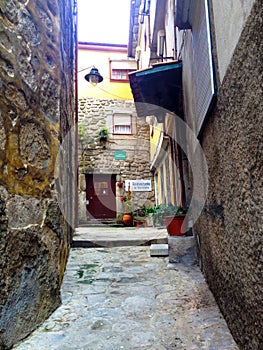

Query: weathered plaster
left=211, top=0, right=254, bottom=82
left=195, top=1, right=263, bottom=348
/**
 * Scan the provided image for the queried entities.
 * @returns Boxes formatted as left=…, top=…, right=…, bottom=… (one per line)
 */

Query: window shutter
left=191, top=0, right=216, bottom=134
left=113, top=114, right=132, bottom=134
left=110, top=61, right=137, bottom=70
left=114, top=115, right=131, bottom=125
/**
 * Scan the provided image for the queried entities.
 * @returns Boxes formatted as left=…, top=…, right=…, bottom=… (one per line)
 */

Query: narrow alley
left=0, top=1, right=261, bottom=349
left=14, top=227, right=239, bottom=350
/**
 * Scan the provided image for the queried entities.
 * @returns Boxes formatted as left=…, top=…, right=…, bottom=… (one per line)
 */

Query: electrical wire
left=96, top=86, right=130, bottom=100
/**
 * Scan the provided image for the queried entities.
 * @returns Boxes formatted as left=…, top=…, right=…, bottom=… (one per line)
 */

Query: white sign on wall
left=125, top=180, right=152, bottom=192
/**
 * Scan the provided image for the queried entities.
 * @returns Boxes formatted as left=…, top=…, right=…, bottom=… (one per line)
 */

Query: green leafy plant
left=144, top=206, right=157, bottom=216
left=78, top=123, right=87, bottom=142
left=175, top=206, right=188, bottom=215
left=120, top=193, right=131, bottom=202
left=133, top=216, right=146, bottom=227
left=133, top=216, right=145, bottom=222
left=98, top=126, right=109, bottom=141
left=116, top=213, right=124, bottom=225
left=121, top=188, right=133, bottom=215
left=152, top=204, right=168, bottom=226
left=124, top=198, right=133, bottom=215
left=133, top=207, right=146, bottom=221
left=152, top=204, right=188, bottom=226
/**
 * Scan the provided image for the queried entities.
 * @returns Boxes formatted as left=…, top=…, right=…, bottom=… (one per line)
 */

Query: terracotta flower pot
left=135, top=221, right=143, bottom=227
left=165, top=215, right=186, bottom=236
left=122, top=214, right=133, bottom=226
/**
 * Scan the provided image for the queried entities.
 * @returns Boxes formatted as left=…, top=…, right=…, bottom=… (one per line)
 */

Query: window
left=111, top=69, right=129, bottom=81
left=111, top=68, right=135, bottom=82
left=113, top=114, right=132, bottom=134
left=109, top=59, right=137, bottom=82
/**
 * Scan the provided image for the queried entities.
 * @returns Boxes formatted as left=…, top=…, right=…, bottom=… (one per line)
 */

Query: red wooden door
left=86, top=174, right=116, bottom=219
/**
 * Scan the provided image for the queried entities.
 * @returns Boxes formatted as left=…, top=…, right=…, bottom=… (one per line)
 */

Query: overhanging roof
left=129, top=60, right=183, bottom=120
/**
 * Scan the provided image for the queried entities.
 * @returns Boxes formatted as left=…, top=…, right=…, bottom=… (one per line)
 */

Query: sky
left=77, top=0, right=131, bottom=45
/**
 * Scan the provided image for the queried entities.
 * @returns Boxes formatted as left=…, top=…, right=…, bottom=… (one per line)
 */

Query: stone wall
left=195, top=2, right=263, bottom=349
left=0, top=0, right=76, bottom=348
left=78, top=98, right=155, bottom=221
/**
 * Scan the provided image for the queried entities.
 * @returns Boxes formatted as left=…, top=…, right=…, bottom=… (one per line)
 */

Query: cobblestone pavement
left=14, top=246, right=239, bottom=350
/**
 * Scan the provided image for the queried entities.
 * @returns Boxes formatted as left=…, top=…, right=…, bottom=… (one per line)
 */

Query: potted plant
left=144, top=206, right=157, bottom=227
left=133, top=207, right=147, bottom=227
left=98, top=126, right=108, bottom=142
left=122, top=207, right=133, bottom=226
left=121, top=190, right=133, bottom=226
left=164, top=205, right=188, bottom=236
left=133, top=216, right=146, bottom=227
left=151, top=204, right=168, bottom=227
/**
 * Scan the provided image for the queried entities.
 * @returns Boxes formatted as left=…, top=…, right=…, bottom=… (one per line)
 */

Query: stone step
left=78, top=219, right=123, bottom=228
left=150, top=243, right=169, bottom=256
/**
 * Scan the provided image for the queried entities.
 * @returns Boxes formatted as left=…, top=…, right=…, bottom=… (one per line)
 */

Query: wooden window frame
left=110, top=68, right=135, bottom=82
left=109, top=61, right=136, bottom=82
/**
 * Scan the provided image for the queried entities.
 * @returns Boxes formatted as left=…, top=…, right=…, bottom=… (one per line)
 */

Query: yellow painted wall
left=78, top=44, right=134, bottom=100
left=150, top=123, right=163, bottom=161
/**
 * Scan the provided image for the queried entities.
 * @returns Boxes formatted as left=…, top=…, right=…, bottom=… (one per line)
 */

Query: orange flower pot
left=122, top=214, right=133, bottom=226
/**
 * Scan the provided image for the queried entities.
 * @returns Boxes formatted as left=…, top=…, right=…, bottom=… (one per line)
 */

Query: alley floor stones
left=14, top=246, right=239, bottom=350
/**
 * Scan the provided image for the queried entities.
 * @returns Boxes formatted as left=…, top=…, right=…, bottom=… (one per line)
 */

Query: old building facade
left=128, top=0, right=262, bottom=349
left=78, top=43, right=155, bottom=224
left=0, top=0, right=76, bottom=348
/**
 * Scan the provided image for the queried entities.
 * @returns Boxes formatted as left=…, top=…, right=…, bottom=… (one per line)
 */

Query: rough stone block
left=150, top=244, right=168, bottom=256
left=168, top=236, right=197, bottom=265
left=0, top=0, right=76, bottom=348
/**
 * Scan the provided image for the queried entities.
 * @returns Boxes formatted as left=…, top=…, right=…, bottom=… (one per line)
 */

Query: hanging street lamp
left=84, top=67, right=103, bottom=86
